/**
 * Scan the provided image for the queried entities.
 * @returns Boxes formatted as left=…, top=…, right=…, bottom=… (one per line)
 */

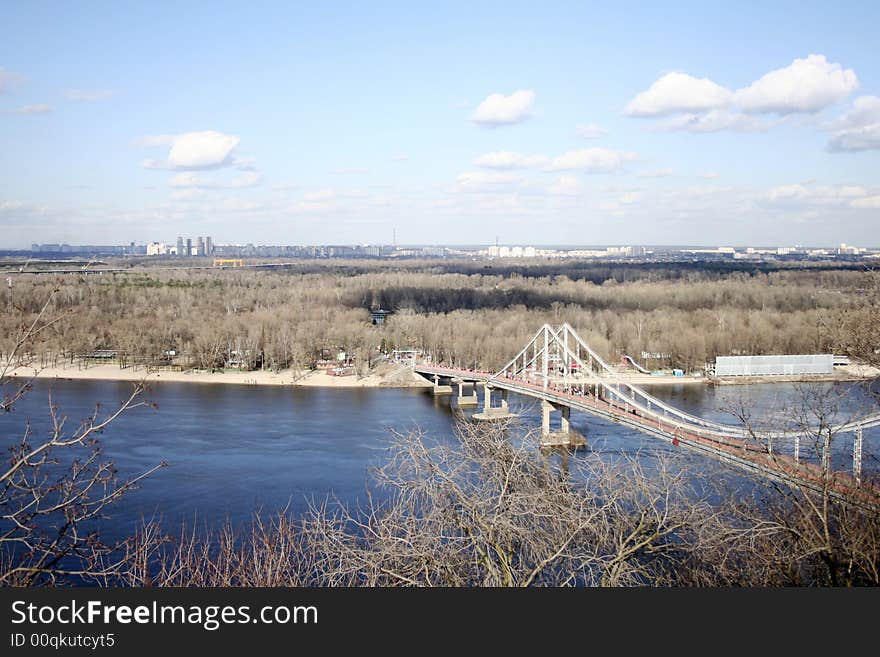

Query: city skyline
left=2, top=2, right=880, bottom=248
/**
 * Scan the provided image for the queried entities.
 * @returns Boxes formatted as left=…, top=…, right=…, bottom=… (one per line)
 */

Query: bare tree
left=718, top=383, right=880, bottom=586
left=1, top=284, right=165, bottom=586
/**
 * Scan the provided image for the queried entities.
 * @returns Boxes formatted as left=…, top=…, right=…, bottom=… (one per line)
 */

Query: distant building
left=838, top=243, right=862, bottom=255
left=205, top=236, right=213, bottom=256
left=714, top=354, right=834, bottom=377
left=186, top=238, right=192, bottom=257
left=370, top=309, right=392, bottom=325
left=147, top=242, right=168, bottom=256
left=177, top=236, right=185, bottom=258
left=196, top=236, right=205, bottom=256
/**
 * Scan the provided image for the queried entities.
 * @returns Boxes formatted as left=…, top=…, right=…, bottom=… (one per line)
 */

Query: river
left=1, top=379, right=877, bottom=542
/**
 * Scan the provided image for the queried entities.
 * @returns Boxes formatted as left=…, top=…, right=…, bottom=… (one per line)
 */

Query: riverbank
left=6, top=361, right=876, bottom=389
left=5, top=362, right=433, bottom=388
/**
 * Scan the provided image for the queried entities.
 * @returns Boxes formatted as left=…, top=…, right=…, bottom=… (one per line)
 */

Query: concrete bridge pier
left=432, top=374, right=453, bottom=396
left=456, top=379, right=479, bottom=407
left=472, top=385, right=515, bottom=421
left=540, top=401, right=585, bottom=448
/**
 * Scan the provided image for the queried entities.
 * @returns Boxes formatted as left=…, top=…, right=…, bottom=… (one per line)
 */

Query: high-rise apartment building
left=177, top=236, right=185, bottom=257
left=186, top=238, right=192, bottom=257
left=196, top=236, right=205, bottom=256
left=205, top=236, right=213, bottom=256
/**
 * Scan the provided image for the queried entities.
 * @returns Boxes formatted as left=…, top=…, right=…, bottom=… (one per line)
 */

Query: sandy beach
left=6, top=361, right=876, bottom=389
left=5, top=362, right=433, bottom=388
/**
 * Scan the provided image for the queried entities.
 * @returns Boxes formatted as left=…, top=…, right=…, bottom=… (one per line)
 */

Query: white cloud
left=0, top=68, right=24, bottom=94
left=0, top=200, right=26, bottom=211
left=828, top=124, right=880, bottom=152
left=851, top=195, right=880, bottom=209
left=455, top=171, right=522, bottom=190
left=826, top=96, right=880, bottom=152
left=625, top=72, right=732, bottom=117
left=66, top=89, right=113, bottom=102
left=546, top=148, right=636, bottom=173
left=697, top=171, right=720, bottom=179
left=170, top=189, right=206, bottom=201
left=169, top=171, right=261, bottom=189
left=827, top=95, right=880, bottom=131
left=218, top=198, right=263, bottom=212
left=471, top=90, right=535, bottom=127
left=636, top=168, right=673, bottom=178
left=289, top=190, right=338, bottom=213
left=303, top=188, right=335, bottom=202
left=766, top=182, right=868, bottom=206
left=575, top=123, right=608, bottom=139
left=232, top=155, right=258, bottom=171
left=6, top=104, right=51, bottom=115
left=475, top=151, right=549, bottom=169
left=766, top=184, right=811, bottom=201
left=662, top=109, right=767, bottom=133
left=141, top=130, right=241, bottom=170
left=548, top=175, right=583, bottom=196
left=619, top=192, right=642, bottom=205
left=625, top=55, right=859, bottom=136
left=735, top=54, right=858, bottom=114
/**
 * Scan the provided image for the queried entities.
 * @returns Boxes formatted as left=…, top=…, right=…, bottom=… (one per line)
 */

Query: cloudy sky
left=1, top=1, right=879, bottom=248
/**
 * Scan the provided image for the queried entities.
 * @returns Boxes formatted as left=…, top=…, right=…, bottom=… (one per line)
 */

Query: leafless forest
left=1, top=259, right=879, bottom=586
left=2, top=260, right=878, bottom=373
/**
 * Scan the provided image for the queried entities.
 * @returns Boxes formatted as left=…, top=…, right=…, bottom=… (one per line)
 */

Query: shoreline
left=6, top=361, right=876, bottom=389
left=5, top=363, right=434, bottom=389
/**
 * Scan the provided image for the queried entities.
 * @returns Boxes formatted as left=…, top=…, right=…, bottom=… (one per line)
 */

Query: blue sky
left=1, top=1, right=879, bottom=247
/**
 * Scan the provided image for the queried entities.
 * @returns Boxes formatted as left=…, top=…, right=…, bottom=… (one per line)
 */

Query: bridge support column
left=432, top=374, right=452, bottom=396
left=541, top=401, right=552, bottom=437
left=540, top=401, right=584, bottom=448
left=457, top=380, right=478, bottom=407
left=472, top=385, right=515, bottom=421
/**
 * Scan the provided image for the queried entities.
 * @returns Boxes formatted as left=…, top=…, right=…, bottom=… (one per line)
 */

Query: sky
left=1, top=1, right=879, bottom=248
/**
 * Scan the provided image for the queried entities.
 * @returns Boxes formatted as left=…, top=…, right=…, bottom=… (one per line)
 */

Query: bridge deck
left=415, top=364, right=880, bottom=507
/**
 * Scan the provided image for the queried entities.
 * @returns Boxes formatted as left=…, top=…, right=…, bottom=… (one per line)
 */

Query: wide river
left=1, top=379, right=877, bottom=541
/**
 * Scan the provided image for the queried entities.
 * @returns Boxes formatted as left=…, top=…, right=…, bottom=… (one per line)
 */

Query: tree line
left=0, top=260, right=876, bottom=374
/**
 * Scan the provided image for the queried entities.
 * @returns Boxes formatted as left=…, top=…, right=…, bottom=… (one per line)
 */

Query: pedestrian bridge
left=414, top=323, right=880, bottom=507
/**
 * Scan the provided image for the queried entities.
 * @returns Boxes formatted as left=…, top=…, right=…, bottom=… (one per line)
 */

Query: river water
left=1, top=379, right=877, bottom=541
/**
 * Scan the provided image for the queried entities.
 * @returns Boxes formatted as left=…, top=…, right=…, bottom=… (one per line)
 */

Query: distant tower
left=177, top=236, right=185, bottom=257
left=196, top=236, right=205, bottom=256
left=205, top=236, right=213, bottom=256
left=186, top=238, right=192, bottom=257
